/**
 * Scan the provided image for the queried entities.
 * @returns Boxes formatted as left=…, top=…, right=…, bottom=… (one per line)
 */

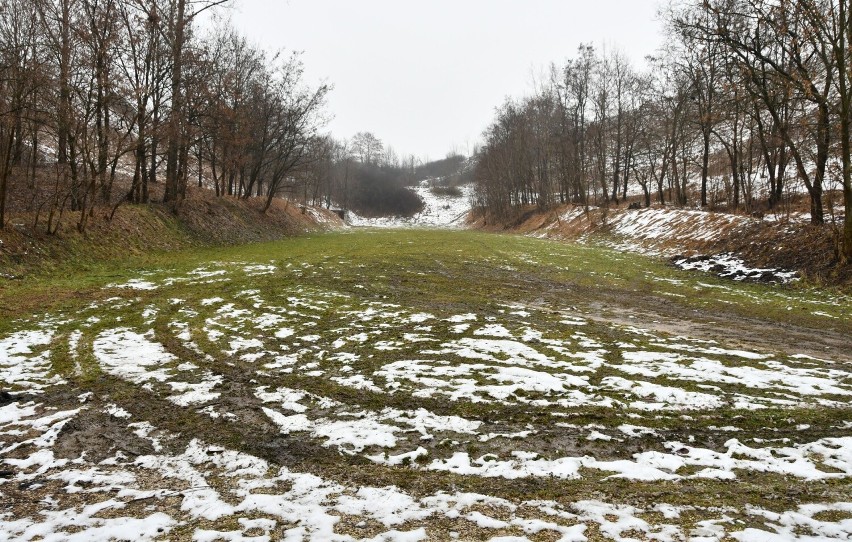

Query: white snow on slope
left=347, top=181, right=473, bottom=228
left=536, top=206, right=802, bottom=282
left=673, top=253, right=798, bottom=283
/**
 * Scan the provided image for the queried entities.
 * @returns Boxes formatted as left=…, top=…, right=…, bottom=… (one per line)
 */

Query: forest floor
left=1, top=229, right=850, bottom=541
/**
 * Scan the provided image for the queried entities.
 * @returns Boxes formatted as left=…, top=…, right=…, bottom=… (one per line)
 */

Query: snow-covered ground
left=1, top=255, right=850, bottom=540
left=673, top=253, right=799, bottom=283
left=347, top=181, right=474, bottom=228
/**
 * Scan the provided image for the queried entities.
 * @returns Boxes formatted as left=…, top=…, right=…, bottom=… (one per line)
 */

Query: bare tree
left=162, top=0, right=229, bottom=205
left=0, top=0, right=45, bottom=227
left=351, top=131, right=383, bottom=165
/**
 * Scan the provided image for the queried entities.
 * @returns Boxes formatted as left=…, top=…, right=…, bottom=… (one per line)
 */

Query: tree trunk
left=96, top=54, right=109, bottom=203
left=701, top=130, right=710, bottom=207
left=178, top=140, right=189, bottom=199
left=809, top=103, right=830, bottom=225
left=838, top=0, right=852, bottom=261
left=0, top=129, right=12, bottom=229
left=164, top=0, right=186, bottom=204
left=57, top=0, right=71, bottom=165
left=197, top=145, right=203, bottom=188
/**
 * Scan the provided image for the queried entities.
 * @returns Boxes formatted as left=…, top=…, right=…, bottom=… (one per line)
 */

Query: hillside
left=348, top=181, right=474, bottom=228
left=0, top=185, right=343, bottom=278
left=472, top=204, right=852, bottom=288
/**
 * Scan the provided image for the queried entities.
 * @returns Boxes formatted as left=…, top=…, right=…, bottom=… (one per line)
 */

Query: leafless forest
left=0, top=0, right=850, bottom=263
left=473, top=0, right=852, bottom=262
left=0, top=0, right=346, bottom=232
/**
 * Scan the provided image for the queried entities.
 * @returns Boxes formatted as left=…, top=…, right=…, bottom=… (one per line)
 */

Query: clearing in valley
left=1, top=230, right=850, bottom=541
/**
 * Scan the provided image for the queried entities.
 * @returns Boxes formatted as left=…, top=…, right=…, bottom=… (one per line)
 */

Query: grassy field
left=1, top=229, right=850, bottom=541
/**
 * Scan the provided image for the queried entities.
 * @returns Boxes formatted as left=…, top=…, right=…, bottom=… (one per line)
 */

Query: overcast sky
left=228, top=0, right=665, bottom=162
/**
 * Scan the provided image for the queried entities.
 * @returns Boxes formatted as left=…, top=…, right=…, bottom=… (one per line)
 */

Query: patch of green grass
left=4, top=228, right=851, bottom=521
left=4, top=229, right=848, bottom=331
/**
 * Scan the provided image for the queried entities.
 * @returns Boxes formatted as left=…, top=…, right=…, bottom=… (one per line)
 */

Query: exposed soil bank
left=472, top=204, right=852, bottom=287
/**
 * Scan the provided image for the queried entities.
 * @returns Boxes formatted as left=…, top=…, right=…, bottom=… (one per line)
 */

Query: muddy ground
left=1, top=230, right=850, bottom=541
